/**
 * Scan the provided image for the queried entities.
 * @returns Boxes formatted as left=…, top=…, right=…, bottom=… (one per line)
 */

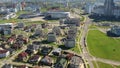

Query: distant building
left=107, top=26, right=120, bottom=37
left=0, top=11, right=16, bottom=20
left=45, top=10, right=70, bottom=19
left=84, top=2, right=94, bottom=14
left=91, top=0, right=120, bottom=17
left=64, top=18, right=80, bottom=26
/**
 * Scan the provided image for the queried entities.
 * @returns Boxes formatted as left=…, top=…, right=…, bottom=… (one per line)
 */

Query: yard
left=87, top=30, right=120, bottom=61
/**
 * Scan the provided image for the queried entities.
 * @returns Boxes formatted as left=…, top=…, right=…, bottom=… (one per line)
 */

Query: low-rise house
left=64, top=38, right=76, bottom=48
left=41, top=46, right=53, bottom=55
left=40, top=56, right=52, bottom=66
left=18, top=52, right=28, bottom=61
left=3, top=29, right=12, bottom=35
left=52, top=48, right=62, bottom=56
left=0, top=11, right=16, bottom=20
left=0, top=48, right=10, bottom=58
left=68, top=56, right=84, bottom=68
left=67, top=27, right=77, bottom=39
left=28, top=55, right=40, bottom=63
left=7, top=37, right=16, bottom=44
left=18, top=65, right=28, bottom=68
left=54, top=57, right=67, bottom=68
left=41, top=23, right=48, bottom=28
left=11, top=43, right=22, bottom=50
left=47, top=32, right=57, bottom=42
left=34, top=29, right=43, bottom=37
left=32, top=41, right=41, bottom=45
left=0, top=23, right=14, bottom=35
left=2, top=64, right=13, bottom=68
left=27, top=44, right=39, bottom=54
left=52, top=26, right=63, bottom=36
left=64, top=18, right=80, bottom=26
left=16, top=35, right=29, bottom=44
left=17, top=22, right=25, bottom=28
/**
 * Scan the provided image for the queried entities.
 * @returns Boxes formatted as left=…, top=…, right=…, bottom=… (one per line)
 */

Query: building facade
left=91, top=0, right=120, bottom=17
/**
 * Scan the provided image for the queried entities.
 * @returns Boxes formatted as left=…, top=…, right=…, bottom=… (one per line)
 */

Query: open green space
left=93, top=61, right=120, bottom=68
left=87, top=30, right=120, bottom=61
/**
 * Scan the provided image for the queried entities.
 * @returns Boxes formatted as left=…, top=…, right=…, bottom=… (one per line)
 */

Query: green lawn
left=93, top=61, right=120, bottom=68
left=97, top=62, right=113, bottom=68
left=87, top=30, right=120, bottom=61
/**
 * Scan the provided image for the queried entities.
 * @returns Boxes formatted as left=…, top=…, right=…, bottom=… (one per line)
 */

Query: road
left=80, top=16, right=95, bottom=68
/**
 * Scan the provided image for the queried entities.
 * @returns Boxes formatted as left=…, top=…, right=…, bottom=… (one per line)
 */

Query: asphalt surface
left=80, top=16, right=95, bottom=68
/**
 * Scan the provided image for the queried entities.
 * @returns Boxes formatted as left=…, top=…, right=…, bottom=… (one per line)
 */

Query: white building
left=45, top=11, right=70, bottom=19
left=0, top=48, right=10, bottom=58
left=91, top=0, right=120, bottom=17
left=109, top=26, right=120, bottom=36
left=84, top=2, right=94, bottom=14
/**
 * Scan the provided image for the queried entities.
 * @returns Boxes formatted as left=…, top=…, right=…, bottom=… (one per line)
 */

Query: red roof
left=19, top=65, right=27, bottom=68
left=30, top=55, right=39, bottom=60
left=0, top=50, right=8, bottom=54
left=18, top=52, right=28, bottom=58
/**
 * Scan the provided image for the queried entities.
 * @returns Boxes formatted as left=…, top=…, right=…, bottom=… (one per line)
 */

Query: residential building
left=0, top=48, right=10, bottom=58
left=64, top=18, right=80, bottom=26
left=47, top=32, right=57, bottom=42
left=67, top=27, right=77, bottom=39
left=52, top=26, right=63, bottom=36
left=52, top=48, right=62, bottom=56
left=64, top=38, right=76, bottom=48
left=27, top=44, right=39, bottom=54
left=84, top=2, right=94, bottom=14
left=54, top=57, right=67, bottom=68
left=34, top=29, right=43, bottom=36
left=18, top=65, right=28, bottom=68
left=91, top=0, right=120, bottom=17
left=41, top=46, right=53, bottom=55
left=40, top=56, right=52, bottom=66
left=68, top=56, right=84, bottom=68
left=17, top=22, right=25, bottom=28
left=28, top=55, right=40, bottom=63
left=2, top=64, right=13, bottom=68
left=18, top=52, right=28, bottom=61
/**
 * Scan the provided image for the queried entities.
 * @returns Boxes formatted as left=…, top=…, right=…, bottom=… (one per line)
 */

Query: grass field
left=93, top=61, right=120, bottom=68
left=87, top=30, right=120, bottom=61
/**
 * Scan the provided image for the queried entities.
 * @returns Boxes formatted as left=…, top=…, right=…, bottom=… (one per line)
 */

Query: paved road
left=80, top=16, right=95, bottom=68
left=94, top=57, right=120, bottom=66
